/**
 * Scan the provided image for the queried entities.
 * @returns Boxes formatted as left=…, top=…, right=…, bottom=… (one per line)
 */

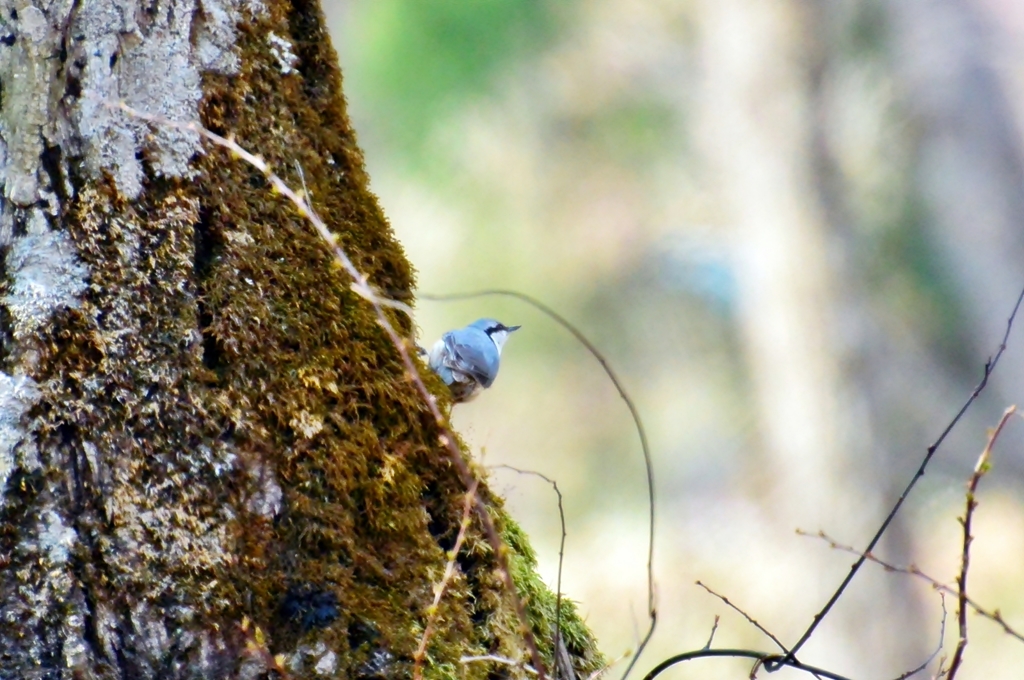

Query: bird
left=427, top=318, right=521, bottom=402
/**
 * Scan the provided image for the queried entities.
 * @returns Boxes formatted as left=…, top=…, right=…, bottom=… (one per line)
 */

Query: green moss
left=503, top=518, right=604, bottom=674
left=192, top=3, right=602, bottom=677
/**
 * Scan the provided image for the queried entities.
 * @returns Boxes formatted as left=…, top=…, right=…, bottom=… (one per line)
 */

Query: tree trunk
left=0, top=2, right=601, bottom=678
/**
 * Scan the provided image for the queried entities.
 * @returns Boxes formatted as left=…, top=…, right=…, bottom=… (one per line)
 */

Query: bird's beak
left=507, top=325, right=522, bottom=332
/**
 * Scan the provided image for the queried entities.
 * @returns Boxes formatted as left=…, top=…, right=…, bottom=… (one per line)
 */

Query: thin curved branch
left=640, top=648, right=853, bottom=680
left=419, top=289, right=658, bottom=678
left=491, top=465, right=569, bottom=677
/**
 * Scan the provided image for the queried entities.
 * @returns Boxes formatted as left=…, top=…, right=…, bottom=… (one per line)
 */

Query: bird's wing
left=442, top=329, right=499, bottom=388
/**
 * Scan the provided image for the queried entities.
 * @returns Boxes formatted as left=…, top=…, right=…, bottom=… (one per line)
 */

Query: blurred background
left=324, top=1, right=1024, bottom=678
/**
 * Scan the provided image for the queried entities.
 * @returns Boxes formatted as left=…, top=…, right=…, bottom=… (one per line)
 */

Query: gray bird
left=428, top=318, right=521, bottom=402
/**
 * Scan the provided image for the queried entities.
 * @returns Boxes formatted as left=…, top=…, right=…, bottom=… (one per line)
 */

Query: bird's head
left=470, top=318, right=521, bottom=353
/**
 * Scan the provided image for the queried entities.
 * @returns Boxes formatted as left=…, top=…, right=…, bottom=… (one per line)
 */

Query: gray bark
left=0, top=3, right=265, bottom=676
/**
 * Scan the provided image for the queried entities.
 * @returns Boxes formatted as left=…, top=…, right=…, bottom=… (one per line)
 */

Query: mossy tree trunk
left=0, top=2, right=600, bottom=678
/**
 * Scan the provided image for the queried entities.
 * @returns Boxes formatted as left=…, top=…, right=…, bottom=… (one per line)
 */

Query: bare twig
left=105, top=100, right=550, bottom=679
left=893, top=592, right=946, bottom=680
left=491, top=465, right=568, bottom=673
left=418, top=289, right=657, bottom=678
left=948, top=405, right=1016, bottom=679
left=640, top=649, right=853, bottom=680
left=585, top=652, right=630, bottom=680
left=798, top=530, right=1024, bottom=644
left=414, top=481, right=479, bottom=680
left=703, top=616, right=720, bottom=650
left=782, top=284, right=1024, bottom=663
left=695, top=581, right=787, bottom=653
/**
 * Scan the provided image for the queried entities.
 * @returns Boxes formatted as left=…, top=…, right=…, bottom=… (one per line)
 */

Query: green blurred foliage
left=343, top=0, right=563, bottom=166
left=564, top=99, right=680, bottom=168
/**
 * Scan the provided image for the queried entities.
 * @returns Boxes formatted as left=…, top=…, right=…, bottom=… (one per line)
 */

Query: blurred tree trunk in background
left=0, top=1, right=598, bottom=678
left=889, top=0, right=1024, bottom=438
left=697, top=0, right=932, bottom=672
left=698, top=0, right=1024, bottom=670
left=697, top=0, right=844, bottom=522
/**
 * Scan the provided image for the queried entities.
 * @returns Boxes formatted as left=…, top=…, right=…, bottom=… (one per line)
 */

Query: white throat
left=489, top=330, right=510, bottom=354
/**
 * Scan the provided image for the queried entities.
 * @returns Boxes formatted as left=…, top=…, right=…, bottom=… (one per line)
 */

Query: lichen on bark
left=0, top=1, right=601, bottom=678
